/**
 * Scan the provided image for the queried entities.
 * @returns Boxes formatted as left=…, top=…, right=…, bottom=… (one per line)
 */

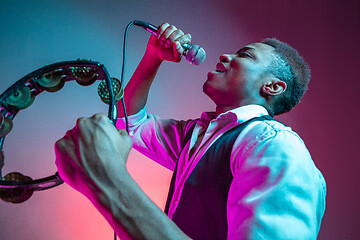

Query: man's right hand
left=145, top=22, right=192, bottom=63
left=118, top=22, right=192, bottom=117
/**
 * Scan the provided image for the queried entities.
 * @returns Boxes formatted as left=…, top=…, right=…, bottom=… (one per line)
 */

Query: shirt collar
left=199, top=104, right=269, bottom=125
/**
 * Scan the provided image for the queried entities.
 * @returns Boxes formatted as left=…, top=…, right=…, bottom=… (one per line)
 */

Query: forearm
left=89, top=168, right=190, bottom=240
left=118, top=50, right=162, bottom=117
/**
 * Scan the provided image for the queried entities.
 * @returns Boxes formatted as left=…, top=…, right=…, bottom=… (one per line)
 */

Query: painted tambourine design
left=0, top=59, right=124, bottom=203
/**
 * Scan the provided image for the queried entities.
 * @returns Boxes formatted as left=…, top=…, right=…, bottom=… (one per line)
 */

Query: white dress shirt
left=117, top=104, right=326, bottom=239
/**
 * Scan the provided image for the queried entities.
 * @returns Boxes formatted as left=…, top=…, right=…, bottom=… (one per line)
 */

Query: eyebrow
left=236, top=46, right=256, bottom=54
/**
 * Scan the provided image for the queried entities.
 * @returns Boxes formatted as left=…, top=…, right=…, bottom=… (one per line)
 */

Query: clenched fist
left=55, top=113, right=132, bottom=198
left=145, top=22, right=192, bottom=63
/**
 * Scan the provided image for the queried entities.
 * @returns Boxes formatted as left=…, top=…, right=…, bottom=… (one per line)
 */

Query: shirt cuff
left=116, top=105, right=148, bottom=132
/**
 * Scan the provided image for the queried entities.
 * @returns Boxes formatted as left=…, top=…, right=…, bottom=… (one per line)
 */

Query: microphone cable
left=113, top=20, right=136, bottom=240
left=118, top=21, right=135, bottom=134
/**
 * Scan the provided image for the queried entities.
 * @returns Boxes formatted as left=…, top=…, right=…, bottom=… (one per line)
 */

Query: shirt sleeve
left=227, top=123, right=326, bottom=239
left=117, top=106, right=195, bottom=171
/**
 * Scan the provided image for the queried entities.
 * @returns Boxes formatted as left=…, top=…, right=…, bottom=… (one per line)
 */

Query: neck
left=215, top=105, right=240, bottom=118
left=214, top=96, right=269, bottom=117
left=215, top=99, right=256, bottom=117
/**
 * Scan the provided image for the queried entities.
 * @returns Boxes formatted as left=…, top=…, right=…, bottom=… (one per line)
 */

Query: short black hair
left=262, top=38, right=311, bottom=116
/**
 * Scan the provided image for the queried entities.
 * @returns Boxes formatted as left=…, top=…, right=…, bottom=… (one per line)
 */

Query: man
left=55, top=23, right=326, bottom=239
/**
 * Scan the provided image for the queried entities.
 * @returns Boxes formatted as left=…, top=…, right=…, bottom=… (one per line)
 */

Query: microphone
left=133, top=21, right=206, bottom=65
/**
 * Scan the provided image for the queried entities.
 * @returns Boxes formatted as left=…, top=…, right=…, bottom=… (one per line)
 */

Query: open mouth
left=215, top=63, right=227, bottom=73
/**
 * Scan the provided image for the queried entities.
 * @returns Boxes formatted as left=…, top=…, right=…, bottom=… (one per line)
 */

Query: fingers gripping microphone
left=133, top=21, right=206, bottom=65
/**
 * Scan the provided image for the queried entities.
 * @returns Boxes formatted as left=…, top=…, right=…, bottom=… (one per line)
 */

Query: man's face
left=203, top=43, right=276, bottom=107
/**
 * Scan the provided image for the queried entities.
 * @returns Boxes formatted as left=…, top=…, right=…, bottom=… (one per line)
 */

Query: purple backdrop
left=0, top=0, right=359, bottom=239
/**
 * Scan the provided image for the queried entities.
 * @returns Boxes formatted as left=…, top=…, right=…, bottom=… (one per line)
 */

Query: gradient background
left=0, top=0, right=359, bottom=239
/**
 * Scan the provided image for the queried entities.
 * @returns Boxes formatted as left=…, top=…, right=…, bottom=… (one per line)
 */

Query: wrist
left=144, top=48, right=163, bottom=66
left=86, top=167, right=130, bottom=212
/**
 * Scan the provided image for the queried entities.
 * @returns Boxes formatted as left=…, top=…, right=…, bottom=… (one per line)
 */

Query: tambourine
left=0, top=59, right=124, bottom=204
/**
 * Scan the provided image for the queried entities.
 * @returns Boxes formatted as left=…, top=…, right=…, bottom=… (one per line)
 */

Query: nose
left=219, top=54, right=232, bottom=62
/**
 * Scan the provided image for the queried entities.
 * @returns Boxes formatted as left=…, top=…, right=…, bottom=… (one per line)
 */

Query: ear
left=261, top=79, right=287, bottom=96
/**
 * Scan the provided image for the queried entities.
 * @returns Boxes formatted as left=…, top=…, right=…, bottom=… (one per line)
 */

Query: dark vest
left=165, top=116, right=273, bottom=240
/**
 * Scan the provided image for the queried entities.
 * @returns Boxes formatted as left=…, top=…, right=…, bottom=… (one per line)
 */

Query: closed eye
left=236, top=46, right=256, bottom=59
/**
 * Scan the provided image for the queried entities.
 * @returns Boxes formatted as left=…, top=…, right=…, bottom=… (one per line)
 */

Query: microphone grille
left=185, top=45, right=206, bottom=65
